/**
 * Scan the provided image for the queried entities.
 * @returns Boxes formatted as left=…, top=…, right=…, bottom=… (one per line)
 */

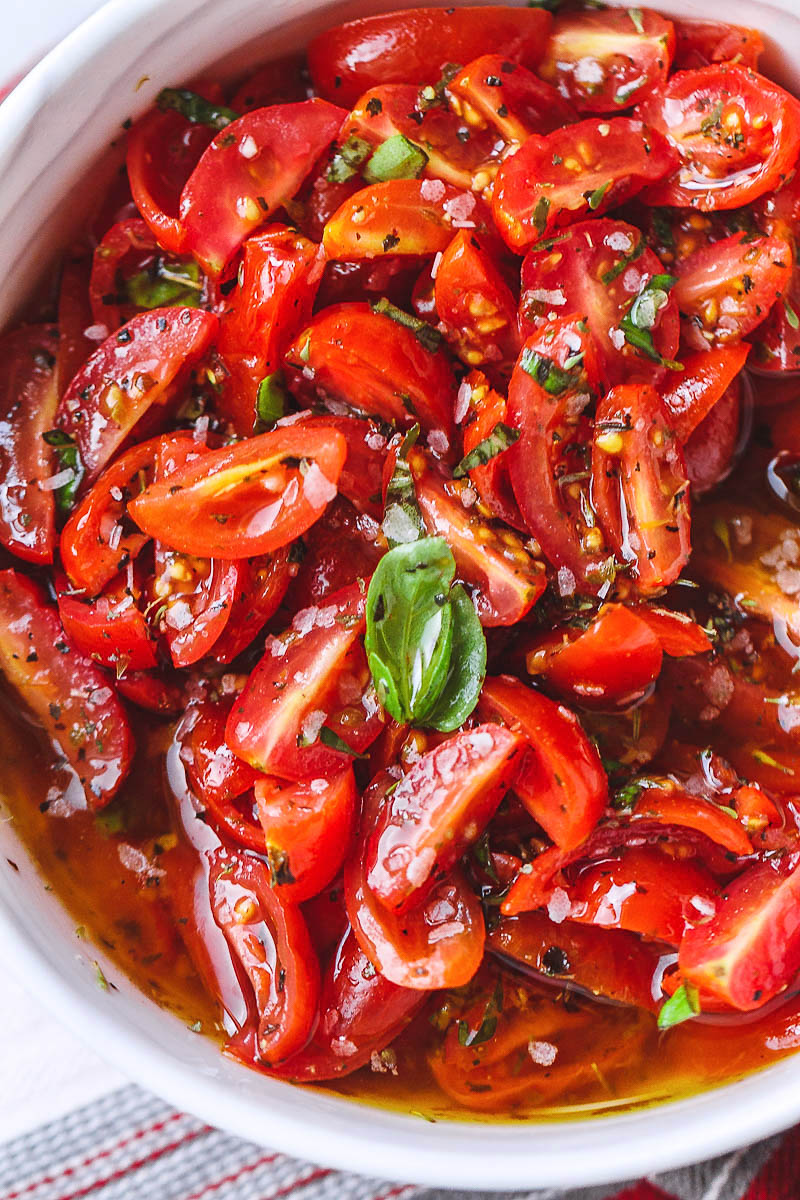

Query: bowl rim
left=4, top=0, right=800, bottom=1189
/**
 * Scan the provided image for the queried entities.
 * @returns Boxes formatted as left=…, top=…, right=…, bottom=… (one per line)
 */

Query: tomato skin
left=524, top=604, right=663, bottom=709
left=538, top=8, right=675, bottom=113
left=126, top=107, right=215, bottom=253
left=296, top=414, right=388, bottom=520
left=270, top=929, right=425, bottom=1081
left=209, top=851, right=320, bottom=1065
left=366, top=725, right=523, bottom=914
left=592, top=383, right=691, bottom=595
left=634, top=607, right=712, bottom=657
left=631, top=785, right=754, bottom=858
left=307, top=6, right=553, bottom=107
left=0, top=325, right=59, bottom=565
left=459, top=371, right=525, bottom=529
left=679, top=856, right=800, bottom=1011
left=89, top=219, right=159, bottom=332
left=56, top=257, right=95, bottom=397
left=493, top=119, right=676, bottom=251
left=638, top=64, right=800, bottom=211
left=116, top=668, right=185, bottom=715
left=179, top=100, right=347, bottom=275
left=478, top=676, right=608, bottom=854
left=210, top=549, right=293, bottom=664
left=660, top=343, right=749, bottom=442
left=448, top=54, right=576, bottom=142
left=672, top=19, right=764, bottom=71
left=230, top=54, right=308, bottom=112
left=288, top=497, right=383, bottom=609
left=683, top=378, right=741, bottom=496
left=54, top=308, right=218, bottom=485
left=182, top=698, right=263, bottom=812
left=129, top=424, right=347, bottom=559
left=433, top=229, right=521, bottom=369
left=56, top=571, right=158, bottom=672
left=0, top=570, right=134, bottom=808
left=284, top=303, right=456, bottom=452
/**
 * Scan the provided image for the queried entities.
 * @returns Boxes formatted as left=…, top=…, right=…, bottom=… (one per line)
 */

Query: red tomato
left=230, top=54, right=308, bottom=112
left=366, top=725, right=523, bottom=913
left=56, top=570, right=158, bottom=672
left=410, top=451, right=545, bottom=627
left=254, top=768, right=357, bottom=902
left=55, top=257, right=94, bottom=396
left=209, top=851, right=320, bottom=1064
left=270, top=929, right=425, bottom=1081
left=635, top=606, right=712, bottom=657
left=345, top=772, right=485, bottom=989
left=638, top=64, right=800, bottom=211
left=524, top=604, right=664, bottom=709
left=0, top=570, right=134, bottom=807
left=672, top=18, right=764, bottom=71
left=459, top=371, right=525, bottom=529
left=180, top=699, right=264, bottom=850
left=519, top=219, right=680, bottom=389
left=673, top=233, right=792, bottom=349
left=283, top=303, right=456, bottom=452
left=294, top=414, right=388, bottom=520
left=749, top=271, right=800, bottom=372
left=129, top=424, right=347, bottom=558
left=307, top=6, right=553, bottom=107
left=538, top=8, right=675, bottom=113
left=448, top=55, right=576, bottom=142
left=89, top=219, right=160, bottom=331
left=478, top=675, right=608, bottom=853
left=116, top=668, right=184, bottom=715
left=683, top=378, right=741, bottom=495
left=179, top=100, right=346, bottom=275
left=493, top=119, right=676, bottom=251
left=631, top=785, right=753, bottom=858
left=288, top=497, right=383, bottom=609
left=210, top=550, right=293, bottom=664
left=679, top=856, right=800, bottom=1011
left=218, top=225, right=325, bottom=436
left=55, top=308, right=218, bottom=484
left=592, top=383, right=691, bottom=594
left=323, top=178, right=489, bottom=260
left=0, top=325, right=59, bottom=564
left=734, top=785, right=781, bottom=835
left=433, top=229, right=521, bottom=368
left=660, top=343, right=749, bottom=441
left=126, top=105, right=215, bottom=253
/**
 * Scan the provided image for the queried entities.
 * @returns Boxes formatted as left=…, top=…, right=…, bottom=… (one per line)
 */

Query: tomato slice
left=181, top=699, right=263, bottom=834
left=292, top=414, right=388, bottom=520
left=592, top=383, right=691, bottom=594
left=433, top=229, right=521, bottom=369
left=683, top=378, right=741, bottom=496
left=288, top=496, right=383, bottom=608
left=538, top=8, right=675, bottom=113
left=519, top=219, right=680, bottom=389
left=0, top=325, right=59, bottom=564
left=179, top=100, right=346, bottom=275
left=209, top=550, right=293, bottom=664
left=672, top=18, right=764, bottom=71
left=0, top=570, right=134, bottom=807
left=209, top=851, right=320, bottom=1064
left=410, top=451, right=545, bottom=627
left=323, top=178, right=490, bottom=260
left=459, top=371, right=525, bottom=529
left=634, top=606, right=711, bottom=657
left=366, top=725, right=523, bottom=913
left=679, top=856, right=800, bottom=1011
left=230, top=54, right=308, bottom=112
left=749, top=267, right=800, bottom=372
left=254, top=768, right=357, bottom=902
left=660, top=343, right=749, bottom=441
left=129, top=424, right=347, bottom=558
left=283, top=303, right=456, bottom=452
left=493, top=118, right=676, bottom=251
left=88, top=218, right=201, bottom=333
left=638, top=64, right=800, bottom=211
left=307, top=6, right=553, bottom=107
left=448, top=54, right=577, bottom=142
left=631, top=785, right=753, bottom=858
left=673, top=232, right=792, bottom=349
left=55, top=308, right=217, bottom=485
left=270, top=929, right=425, bottom=1081
left=126, top=105, right=215, bottom=253
left=56, top=257, right=94, bottom=397
left=56, top=569, right=158, bottom=672
left=116, top=668, right=184, bottom=715
left=478, top=675, right=608, bottom=853
left=524, top=603, right=664, bottom=709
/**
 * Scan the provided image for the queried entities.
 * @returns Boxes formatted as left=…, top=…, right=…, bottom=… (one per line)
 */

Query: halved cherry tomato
left=592, top=383, right=691, bottom=594
left=749, top=271, right=800, bottom=372
left=270, top=929, right=425, bottom=1081
left=524, top=604, right=663, bottom=709
left=519, top=219, right=680, bottom=389
left=180, top=698, right=263, bottom=847
left=55, top=257, right=94, bottom=396
left=210, top=550, right=293, bottom=663
left=660, top=343, right=749, bottom=441
left=254, top=767, right=357, bottom=902
left=230, top=54, right=308, bottom=112
left=673, top=232, right=792, bottom=349
left=538, top=8, right=675, bottom=113
left=283, top=303, right=456, bottom=452
left=634, top=606, right=712, bottom=656
left=459, top=371, right=525, bottom=529
left=492, top=118, right=675, bottom=251
left=638, top=64, right=800, bottom=211
left=0, top=325, right=59, bottom=564
left=88, top=218, right=198, bottom=332
left=209, top=851, right=320, bottom=1064
left=179, top=100, right=346, bottom=275
left=0, top=570, right=134, bottom=807
left=129, top=424, right=347, bottom=558
left=410, top=451, right=545, bottom=627
left=323, top=178, right=489, bottom=260
left=307, top=6, right=553, bottom=107
left=734, top=785, right=781, bottom=835
left=433, top=229, right=520, bottom=368
left=672, top=18, right=764, bottom=70
left=55, top=308, right=218, bottom=484
left=683, top=378, right=741, bottom=495
left=366, top=725, right=523, bottom=913
left=478, top=675, right=608, bottom=853
left=448, top=55, right=576, bottom=142
left=288, top=497, right=383, bottom=609
left=631, top=784, right=753, bottom=858
left=56, top=570, right=158, bottom=672
left=116, top=668, right=185, bottom=715
left=679, top=856, right=800, bottom=1010
left=294, top=414, right=388, bottom=520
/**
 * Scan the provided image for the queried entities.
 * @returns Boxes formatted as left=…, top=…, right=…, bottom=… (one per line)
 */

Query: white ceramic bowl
left=2, top=0, right=800, bottom=1189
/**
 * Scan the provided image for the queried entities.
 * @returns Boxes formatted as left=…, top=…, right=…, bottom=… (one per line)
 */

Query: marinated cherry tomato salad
left=7, top=1, right=800, bottom=1119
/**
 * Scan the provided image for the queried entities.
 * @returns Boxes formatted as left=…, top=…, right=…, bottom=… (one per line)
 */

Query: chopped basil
left=526, top=0, right=564, bottom=8
left=785, top=298, right=800, bottom=330
left=520, top=348, right=583, bottom=395
left=453, top=423, right=520, bottom=477
left=629, top=7, right=645, bottom=33
left=41, top=429, right=85, bottom=518
left=327, top=135, right=373, bottom=183
left=255, top=372, right=287, bottom=428
left=382, top=424, right=426, bottom=547
left=657, top=982, right=700, bottom=1030
left=371, top=296, right=441, bottom=352
left=587, top=180, right=612, bottom=210
left=126, top=256, right=203, bottom=309
left=600, top=238, right=645, bottom=285
left=532, top=195, right=551, bottom=235
left=318, top=727, right=366, bottom=758
left=457, top=981, right=503, bottom=1047
left=620, top=274, right=683, bottom=368
left=363, top=134, right=429, bottom=183
left=156, top=88, right=239, bottom=130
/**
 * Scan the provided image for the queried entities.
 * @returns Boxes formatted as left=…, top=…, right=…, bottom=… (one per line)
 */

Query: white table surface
left=2, top=0, right=130, bottom=1144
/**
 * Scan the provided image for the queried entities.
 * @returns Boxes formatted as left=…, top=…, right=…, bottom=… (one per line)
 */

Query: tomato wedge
left=129, top=424, right=346, bottom=558
left=209, top=550, right=293, bottom=664
left=683, top=378, right=741, bottom=496
left=433, top=229, right=520, bottom=368
left=448, top=54, right=576, bottom=142
left=56, top=256, right=94, bottom=398
left=634, top=606, right=712, bottom=656
left=0, top=325, right=59, bottom=564
left=307, top=6, right=553, bottom=107
left=181, top=698, right=263, bottom=815
left=459, top=371, right=525, bottom=529
left=179, top=100, right=346, bottom=275
left=0, top=570, right=134, bottom=808
left=631, top=785, right=753, bottom=858
left=478, top=675, right=608, bottom=853
left=660, top=343, right=749, bottom=441
left=56, top=570, right=158, bottom=672
left=592, top=383, right=691, bottom=594
left=672, top=18, right=764, bottom=71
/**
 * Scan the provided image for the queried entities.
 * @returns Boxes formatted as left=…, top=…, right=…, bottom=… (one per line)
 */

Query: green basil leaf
left=520, top=348, right=583, bottom=395
left=370, top=297, right=442, bottom=352
left=318, top=726, right=367, bottom=758
left=453, top=423, right=520, bottom=478
left=156, top=88, right=239, bottom=130
left=42, top=429, right=85, bottom=518
left=620, top=274, right=683, bottom=368
left=256, top=372, right=288, bottom=428
left=363, top=134, right=429, bottom=183
left=327, top=135, right=373, bottom=183
left=657, top=982, right=700, bottom=1031
left=382, top=424, right=425, bottom=547
left=423, top=584, right=486, bottom=732
left=126, top=256, right=203, bottom=310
